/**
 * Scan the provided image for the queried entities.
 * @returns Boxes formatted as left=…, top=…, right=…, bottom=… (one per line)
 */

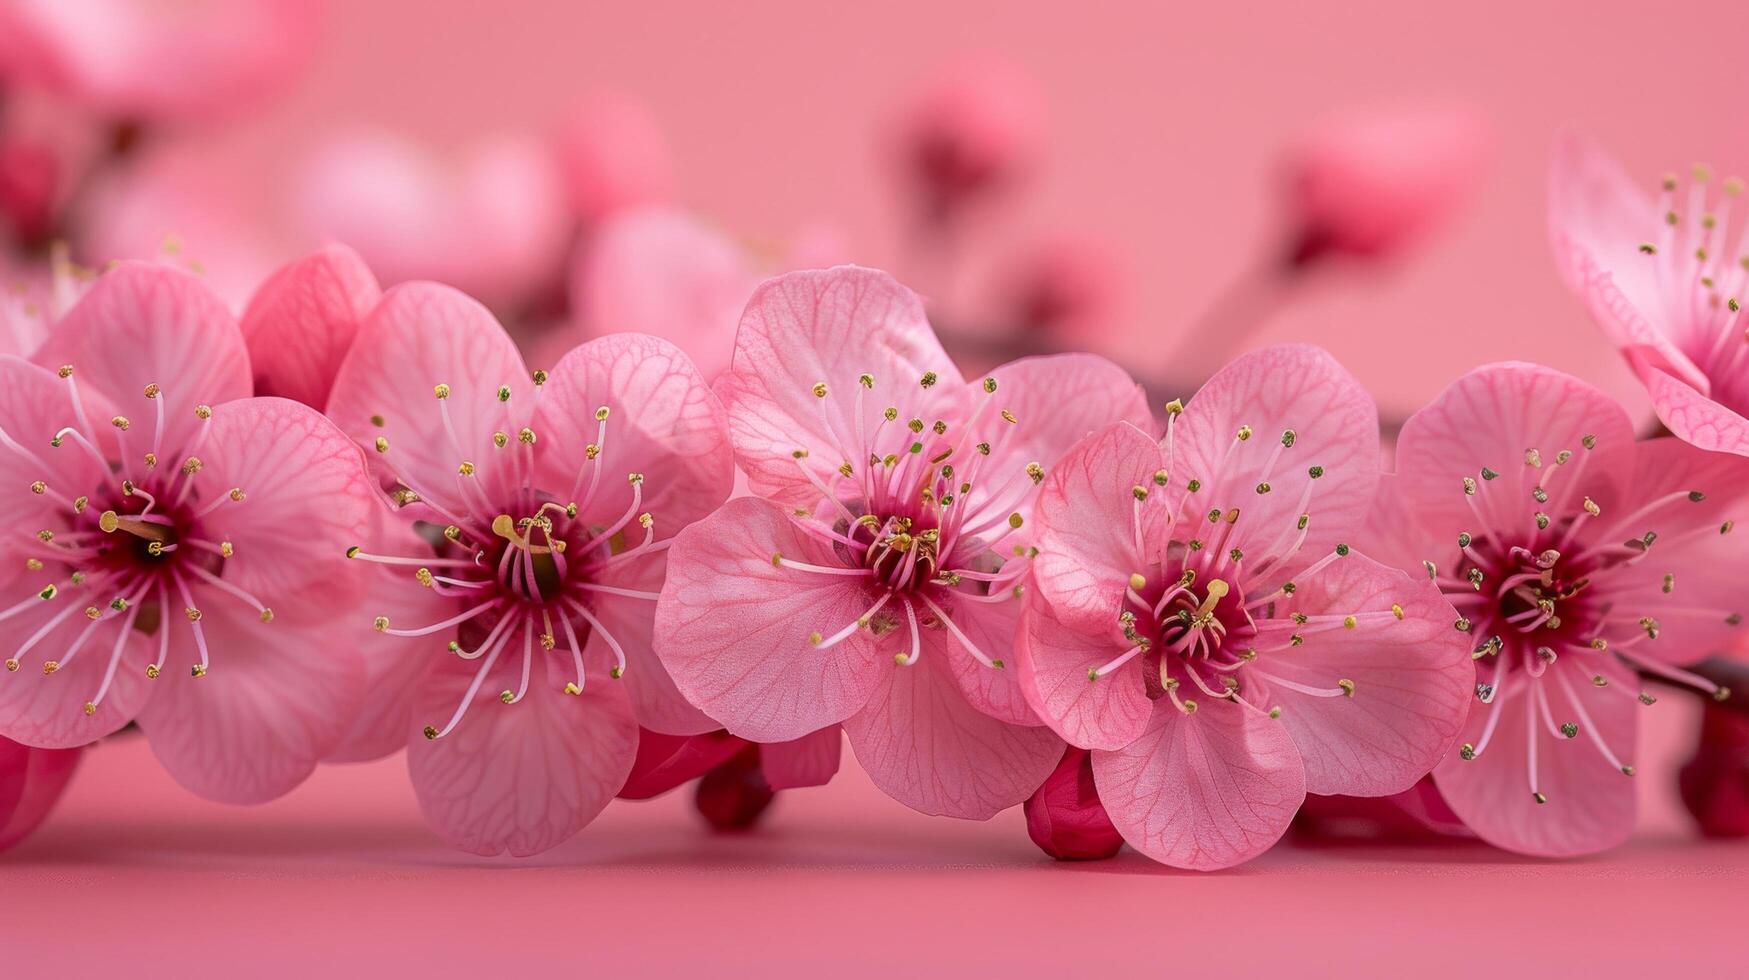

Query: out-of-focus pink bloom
left=1294, top=776, right=1472, bottom=841
left=998, top=233, right=1122, bottom=346
left=1549, top=137, right=1749, bottom=456
left=1019, top=345, right=1472, bottom=870
left=1024, top=746, right=1123, bottom=861
left=894, top=56, right=1043, bottom=221
left=0, top=0, right=319, bottom=122
left=1362, top=362, right=1749, bottom=856
left=553, top=92, right=673, bottom=227
left=656, top=266, right=1150, bottom=819
left=0, top=735, right=78, bottom=852
left=239, top=243, right=381, bottom=410
left=1, top=245, right=86, bottom=359
left=295, top=131, right=568, bottom=306
left=1284, top=104, right=1488, bottom=266
left=1679, top=702, right=1749, bottom=838
left=0, top=139, right=58, bottom=245
left=0, top=262, right=371, bottom=804
left=324, top=283, right=733, bottom=856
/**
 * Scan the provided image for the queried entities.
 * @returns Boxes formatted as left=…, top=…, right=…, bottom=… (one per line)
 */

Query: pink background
left=8, top=2, right=1749, bottom=972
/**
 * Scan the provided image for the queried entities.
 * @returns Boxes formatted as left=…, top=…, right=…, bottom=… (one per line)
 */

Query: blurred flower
left=1023, top=746, right=1123, bottom=860
left=1, top=262, right=371, bottom=804
left=656, top=266, right=1147, bottom=819
left=1, top=243, right=85, bottom=358
left=1550, top=137, right=1749, bottom=456
left=553, top=92, right=673, bottom=227
left=0, top=735, right=78, bottom=853
left=1679, top=702, right=1749, bottom=837
left=1294, top=776, right=1472, bottom=841
left=1020, top=346, right=1471, bottom=870
left=997, top=232, right=1121, bottom=346
left=325, top=285, right=733, bottom=856
left=294, top=131, right=568, bottom=307
left=1284, top=103, right=1488, bottom=266
left=894, top=56, right=1043, bottom=223
left=0, top=138, right=58, bottom=245
left=239, top=243, right=381, bottom=409
left=0, top=0, right=320, bottom=122
left=1362, top=363, right=1749, bottom=856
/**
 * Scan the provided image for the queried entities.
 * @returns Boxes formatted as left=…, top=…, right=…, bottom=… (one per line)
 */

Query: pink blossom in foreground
left=1549, top=137, right=1749, bottom=456
left=655, top=266, right=1149, bottom=819
left=0, top=734, right=78, bottom=852
left=0, top=262, right=371, bottom=803
left=553, top=92, right=673, bottom=227
left=1019, top=345, right=1472, bottom=870
left=1284, top=103, right=1488, bottom=266
left=324, top=282, right=732, bottom=856
left=1024, top=746, right=1123, bottom=860
left=0, top=0, right=319, bottom=122
left=238, top=243, right=382, bottom=410
left=1363, top=362, right=1749, bottom=856
left=295, top=131, right=569, bottom=306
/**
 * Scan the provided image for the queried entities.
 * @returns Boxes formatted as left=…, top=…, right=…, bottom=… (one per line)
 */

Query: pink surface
left=2, top=697, right=1743, bottom=975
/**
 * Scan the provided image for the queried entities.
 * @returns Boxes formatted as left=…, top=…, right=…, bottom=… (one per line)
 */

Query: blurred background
left=6, top=0, right=1749, bottom=852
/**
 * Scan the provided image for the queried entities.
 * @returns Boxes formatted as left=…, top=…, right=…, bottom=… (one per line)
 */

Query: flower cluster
left=2, top=133, right=1748, bottom=867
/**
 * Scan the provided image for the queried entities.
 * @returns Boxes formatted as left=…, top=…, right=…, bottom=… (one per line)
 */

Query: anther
left=433, top=384, right=451, bottom=399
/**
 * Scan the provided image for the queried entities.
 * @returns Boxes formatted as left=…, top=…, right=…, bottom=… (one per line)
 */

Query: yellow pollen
left=193, top=404, right=212, bottom=420
left=433, top=384, right=451, bottom=399
left=373, top=616, right=390, bottom=632
left=1129, top=573, right=1147, bottom=591
left=1338, top=679, right=1356, bottom=697
left=111, top=416, right=130, bottom=430
left=375, top=436, right=389, bottom=453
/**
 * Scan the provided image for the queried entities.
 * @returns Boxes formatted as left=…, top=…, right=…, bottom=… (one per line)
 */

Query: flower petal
left=407, top=648, right=638, bottom=857
left=1635, top=354, right=1749, bottom=458
left=933, top=591, right=1038, bottom=726
left=586, top=549, right=717, bottom=735
left=1173, top=344, right=1379, bottom=572
left=1031, top=420, right=1165, bottom=631
left=653, top=497, right=887, bottom=742
left=1248, top=553, right=1472, bottom=796
left=984, top=352, right=1152, bottom=493
left=0, top=737, right=80, bottom=852
left=1015, top=595, right=1153, bottom=751
left=136, top=603, right=363, bottom=804
left=716, top=266, right=966, bottom=509
left=760, top=725, right=843, bottom=790
left=35, top=262, right=250, bottom=452
left=0, top=600, right=152, bottom=748
left=532, top=332, right=732, bottom=533
left=0, top=355, right=112, bottom=541
left=843, top=647, right=1062, bottom=819
left=325, top=281, right=530, bottom=509
left=1433, top=658, right=1638, bottom=857
left=618, top=729, right=747, bottom=800
left=1092, top=697, right=1306, bottom=870
left=238, top=243, right=382, bottom=410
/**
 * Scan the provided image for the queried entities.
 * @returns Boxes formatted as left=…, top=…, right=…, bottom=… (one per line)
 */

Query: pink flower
left=238, top=243, right=382, bottom=410
left=0, top=137, right=58, bottom=245
left=1023, top=746, right=1124, bottom=861
left=620, top=725, right=841, bottom=805
left=553, top=92, right=674, bottom=227
left=294, top=131, right=569, bottom=306
left=655, top=266, right=1149, bottom=819
left=1284, top=103, right=1488, bottom=266
left=1, top=244, right=86, bottom=359
left=1362, top=362, right=1749, bottom=856
left=1294, top=777, right=1472, bottom=842
left=1679, top=702, right=1749, bottom=838
left=893, top=55, right=1043, bottom=222
left=1549, top=137, right=1749, bottom=456
left=1019, top=345, right=1473, bottom=870
left=0, top=735, right=78, bottom=852
left=323, top=282, right=733, bottom=856
left=0, top=0, right=319, bottom=122
left=0, top=261, right=371, bottom=803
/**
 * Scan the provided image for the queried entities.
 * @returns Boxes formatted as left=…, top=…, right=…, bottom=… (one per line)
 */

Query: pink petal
left=238, top=243, right=382, bottom=410
left=715, top=266, right=967, bottom=509
left=407, top=651, right=639, bottom=857
left=1173, top=344, right=1379, bottom=569
left=200, top=397, right=372, bottom=610
left=1023, top=745, right=1124, bottom=860
left=0, top=603, right=153, bottom=748
left=843, top=647, right=1063, bottom=819
left=0, top=736, right=79, bottom=852
left=1092, top=698, right=1306, bottom=870
left=933, top=593, right=1039, bottom=726
left=136, top=604, right=363, bottom=804
left=586, top=550, right=718, bottom=736
left=34, top=262, right=251, bottom=452
left=326, top=281, right=531, bottom=509
left=1248, top=554, right=1473, bottom=796
left=1015, top=595, right=1152, bottom=751
left=761, top=725, right=843, bottom=790
left=1032, top=420, right=1165, bottom=631
left=570, top=207, right=755, bottom=380
left=618, top=729, right=747, bottom=800
left=1635, top=353, right=1749, bottom=457
left=1433, top=659, right=1638, bottom=857
left=1394, top=362, right=1638, bottom=550
left=985, top=352, right=1152, bottom=486
left=531, top=332, right=733, bottom=534
left=1585, top=437, right=1749, bottom=665
left=0, top=355, right=112, bottom=540
left=653, top=497, right=887, bottom=742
